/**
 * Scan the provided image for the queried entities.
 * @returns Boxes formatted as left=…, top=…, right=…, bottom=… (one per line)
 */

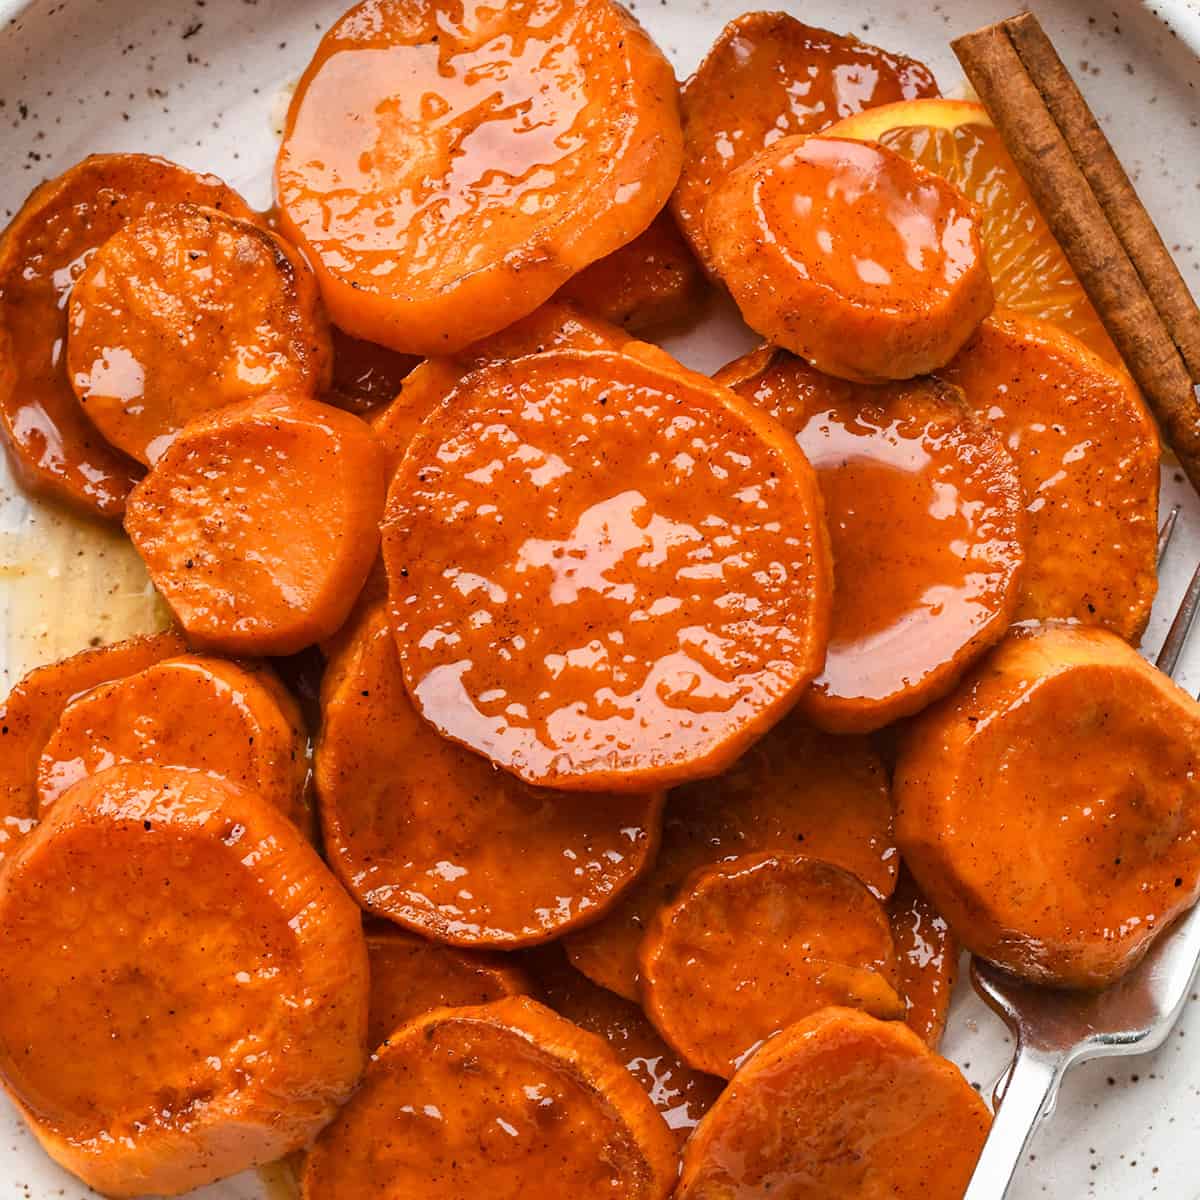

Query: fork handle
left=963, top=1043, right=1067, bottom=1200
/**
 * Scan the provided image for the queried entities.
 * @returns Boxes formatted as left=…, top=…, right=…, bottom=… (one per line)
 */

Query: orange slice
left=825, top=98, right=1116, bottom=361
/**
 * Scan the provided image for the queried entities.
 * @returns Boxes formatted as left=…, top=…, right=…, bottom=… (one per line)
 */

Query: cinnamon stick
left=952, top=16, right=1200, bottom=494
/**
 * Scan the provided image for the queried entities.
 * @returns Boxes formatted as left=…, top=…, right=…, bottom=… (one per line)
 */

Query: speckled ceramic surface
left=1, top=1, right=1199, bottom=1196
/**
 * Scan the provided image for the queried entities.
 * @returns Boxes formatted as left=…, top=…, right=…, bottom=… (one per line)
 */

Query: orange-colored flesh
left=718, top=347, right=1025, bottom=732
left=301, top=996, right=678, bottom=1200
left=66, top=204, right=331, bottom=465
left=706, top=136, right=994, bottom=382
left=315, top=606, right=663, bottom=946
left=528, top=945, right=723, bottom=1144
left=326, top=326, right=419, bottom=416
left=0, top=764, right=368, bottom=1197
left=940, top=311, right=1159, bottom=641
left=676, top=1007, right=990, bottom=1200
left=673, top=13, right=939, bottom=270
left=0, top=631, right=187, bottom=863
left=125, top=394, right=387, bottom=655
left=564, top=715, right=896, bottom=1000
left=557, top=210, right=709, bottom=336
left=639, top=854, right=903, bottom=1078
left=889, top=868, right=959, bottom=1048
left=37, top=655, right=309, bottom=830
left=276, top=0, right=683, bottom=356
left=897, top=624, right=1200, bottom=987
left=383, top=347, right=832, bottom=792
left=0, top=154, right=251, bottom=516
left=365, top=925, right=530, bottom=1051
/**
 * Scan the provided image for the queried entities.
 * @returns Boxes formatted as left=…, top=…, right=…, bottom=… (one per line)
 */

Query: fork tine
left=1157, top=504, right=1181, bottom=565
left=1156, top=558, right=1200, bottom=677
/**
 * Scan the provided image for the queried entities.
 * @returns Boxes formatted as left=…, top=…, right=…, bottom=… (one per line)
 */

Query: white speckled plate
left=1, top=1, right=1199, bottom=1196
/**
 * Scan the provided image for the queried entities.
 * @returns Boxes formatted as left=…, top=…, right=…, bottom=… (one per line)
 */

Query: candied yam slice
left=276, top=0, right=683, bottom=356
left=889, top=868, right=959, bottom=1049
left=564, top=716, right=896, bottom=1000
left=718, top=348, right=1026, bottom=732
left=315, top=606, right=663, bottom=946
left=0, top=630, right=186, bottom=863
left=940, top=311, right=1159, bottom=641
left=0, top=764, right=368, bottom=1197
left=673, top=13, right=939, bottom=269
left=0, top=154, right=252, bottom=516
left=302, top=996, right=677, bottom=1200
left=125, top=394, right=387, bottom=655
left=366, top=925, right=530, bottom=1050
left=706, top=136, right=993, bottom=382
left=37, top=655, right=308, bottom=829
left=384, top=347, right=832, bottom=792
left=676, top=1007, right=990, bottom=1200
left=67, top=204, right=331, bottom=465
left=639, top=853, right=903, bottom=1077
left=897, top=624, right=1200, bottom=988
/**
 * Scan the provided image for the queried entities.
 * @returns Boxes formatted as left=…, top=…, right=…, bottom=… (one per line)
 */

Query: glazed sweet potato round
left=125, top=394, right=386, bottom=655
left=67, top=204, right=331, bottom=465
left=676, top=1007, right=990, bottom=1200
left=0, top=764, right=368, bottom=1197
left=706, top=136, right=993, bottom=382
left=316, top=606, right=663, bottom=946
left=889, top=869, right=959, bottom=1049
left=897, top=624, right=1200, bottom=988
left=383, top=347, right=832, bottom=792
left=0, top=154, right=251, bottom=516
left=302, top=996, right=677, bottom=1200
left=276, top=0, right=682, bottom=356
left=718, top=347, right=1025, bottom=732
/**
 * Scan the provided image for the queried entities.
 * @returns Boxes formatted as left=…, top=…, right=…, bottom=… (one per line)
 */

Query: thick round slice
left=707, top=135, right=993, bottom=382
left=673, top=13, right=938, bottom=270
left=889, top=868, right=959, bottom=1049
left=384, top=347, right=832, bottom=792
left=718, top=347, right=1026, bottom=732
left=940, top=311, right=1159, bottom=641
left=676, top=1007, right=990, bottom=1200
left=639, top=854, right=904, bottom=1078
left=564, top=716, right=896, bottom=1000
left=0, top=764, right=368, bottom=1197
left=125, top=394, right=386, bottom=655
left=897, top=624, right=1200, bottom=987
left=529, top=945, right=723, bottom=1144
left=276, top=0, right=682, bottom=356
left=327, top=326, right=419, bottom=416
left=67, top=204, right=331, bottom=465
left=0, top=630, right=186, bottom=863
left=0, top=154, right=251, bottom=516
left=366, top=925, right=530, bottom=1051
left=316, top=606, right=663, bottom=946
left=36, top=655, right=308, bottom=828
left=302, top=996, right=677, bottom=1200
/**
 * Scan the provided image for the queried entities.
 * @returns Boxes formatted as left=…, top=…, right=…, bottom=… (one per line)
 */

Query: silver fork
left=964, top=507, right=1200, bottom=1199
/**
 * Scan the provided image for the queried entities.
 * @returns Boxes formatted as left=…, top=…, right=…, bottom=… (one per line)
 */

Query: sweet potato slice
left=366, top=925, right=530, bottom=1051
left=940, top=311, right=1159, bottom=641
left=384, top=347, right=832, bottom=792
left=0, top=154, right=251, bottom=516
left=673, top=13, right=939, bottom=269
left=302, top=996, right=677, bottom=1200
left=125, top=394, right=386, bottom=655
left=327, top=326, right=419, bottom=416
left=0, top=630, right=186, bottom=863
left=897, top=624, right=1200, bottom=988
left=707, top=135, right=993, bottom=381
left=564, top=716, right=896, bottom=1000
left=0, top=763, right=368, bottom=1197
left=639, top=853, right=903, bottom=1077
left=315, top=605, right=663, bottom=946
left=889, top=868, right=959, bottom=1049
left=36, top=655, right=308, bottom=829
left=66, top=204, right=331, bottom=465
left=276, top=0, right=682, bottom=356
left=718, top=347, right=1025, bottom=732
left=676, top=1007, right=990, bottom=1200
